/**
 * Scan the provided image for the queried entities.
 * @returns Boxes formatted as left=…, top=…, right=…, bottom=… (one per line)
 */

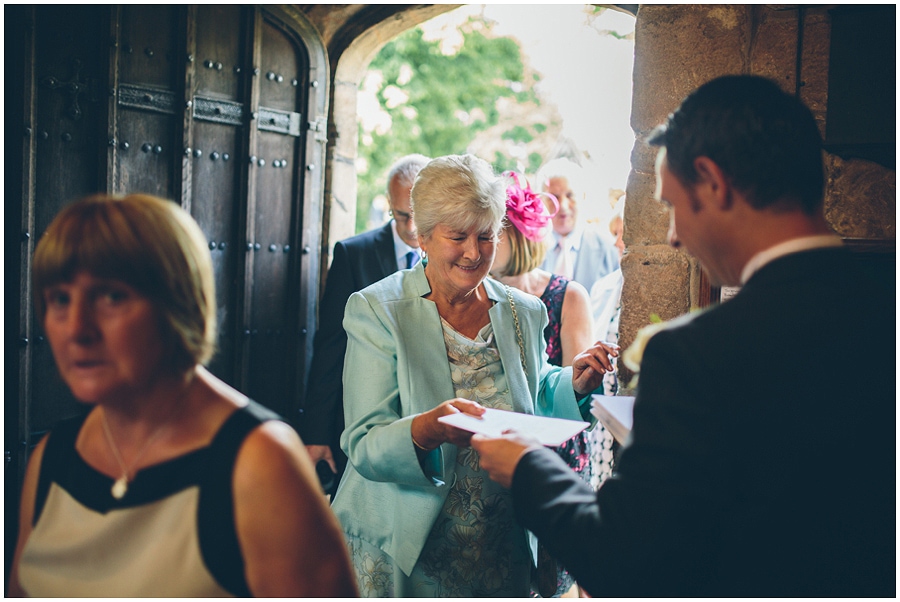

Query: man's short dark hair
left=648, top=75, right=824, bottom=214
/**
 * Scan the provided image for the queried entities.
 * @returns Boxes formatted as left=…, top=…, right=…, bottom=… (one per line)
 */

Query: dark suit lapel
left=374, top=222, right=399, bottom=279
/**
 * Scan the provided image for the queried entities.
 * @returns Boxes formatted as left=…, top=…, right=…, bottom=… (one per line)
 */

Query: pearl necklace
left=100, top=408, right=175, bottom=500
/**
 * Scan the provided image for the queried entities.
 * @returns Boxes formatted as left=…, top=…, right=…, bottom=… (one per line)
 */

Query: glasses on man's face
left=389, top=209, right=413, bottom=225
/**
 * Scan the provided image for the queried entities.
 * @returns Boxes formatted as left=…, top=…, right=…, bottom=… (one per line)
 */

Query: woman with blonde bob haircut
left=10, top=194, right=357, bottom=597
left=490, top=173, right=608, bottom=596
left=331, top=154, right=618, bottom=596
left=32, top=193, right=217, bottom=370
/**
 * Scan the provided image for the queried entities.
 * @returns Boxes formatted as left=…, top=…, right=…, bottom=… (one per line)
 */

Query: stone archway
left=318, top=5, right=459, bottom=283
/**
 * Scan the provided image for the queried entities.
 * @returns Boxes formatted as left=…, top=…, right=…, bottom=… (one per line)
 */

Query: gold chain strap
left=505, top=285, right=527, bottom=378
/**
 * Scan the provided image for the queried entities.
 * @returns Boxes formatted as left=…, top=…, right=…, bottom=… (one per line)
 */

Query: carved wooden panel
left=194, top=4, right=244, bottom=100
left=186, top=5, right=247, bottom=386
left=243, top=15, right=308, bottom=417
left=114, top=5, right=179, bottom=199
left=30, top=5, right=109, bottom=434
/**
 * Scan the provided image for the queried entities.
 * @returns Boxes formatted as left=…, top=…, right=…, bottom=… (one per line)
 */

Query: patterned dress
left=540, top=276, right=593, bottom=483
left=538, top=274, right=617, bottom=596
left=348, top=320, right=531, bottom=597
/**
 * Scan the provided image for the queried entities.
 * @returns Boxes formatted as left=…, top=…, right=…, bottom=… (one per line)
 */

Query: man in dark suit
left=472, top=76, right=895, bottom=596
left=300, top=154, right=430, bottom=495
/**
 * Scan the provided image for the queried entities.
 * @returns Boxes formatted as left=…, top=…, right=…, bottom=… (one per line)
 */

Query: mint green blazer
left=331, top=262, right=594, bottom=576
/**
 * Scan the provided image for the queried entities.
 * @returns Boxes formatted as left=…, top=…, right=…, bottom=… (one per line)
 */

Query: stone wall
left=620, top=4, right=895, bottom=391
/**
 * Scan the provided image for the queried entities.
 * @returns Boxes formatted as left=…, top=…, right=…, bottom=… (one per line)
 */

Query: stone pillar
left=620, top=4, right=895, bottom=391
left=621, top=5, right=754, bottom=391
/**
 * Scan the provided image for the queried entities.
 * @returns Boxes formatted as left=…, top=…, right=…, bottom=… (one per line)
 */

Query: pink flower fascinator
left=503, top=171, right=558, bottom=241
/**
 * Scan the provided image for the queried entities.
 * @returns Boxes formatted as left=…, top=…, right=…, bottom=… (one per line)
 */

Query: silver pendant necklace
left=100, top=409, right=172, bottom=500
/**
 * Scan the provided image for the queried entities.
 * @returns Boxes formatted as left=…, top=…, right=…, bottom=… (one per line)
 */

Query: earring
left=421, top=251, right=428, bottom=267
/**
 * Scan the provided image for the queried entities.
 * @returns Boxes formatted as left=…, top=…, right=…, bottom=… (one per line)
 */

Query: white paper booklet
left=437, top=407, right=589, bottom=447
left=590, top=395, right=635, bottom=445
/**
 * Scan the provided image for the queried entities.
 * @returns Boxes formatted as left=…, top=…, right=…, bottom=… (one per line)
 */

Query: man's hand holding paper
left=457, top=408, right=589, bottom=488
left=471, top=431, right=543, bottom=489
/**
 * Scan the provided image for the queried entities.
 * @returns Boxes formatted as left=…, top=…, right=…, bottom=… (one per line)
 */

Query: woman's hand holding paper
left=410, top=398, right=486, bottom=450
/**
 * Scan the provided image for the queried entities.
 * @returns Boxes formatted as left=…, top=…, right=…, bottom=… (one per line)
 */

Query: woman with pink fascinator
left=491, top=172, right=619, bottom=597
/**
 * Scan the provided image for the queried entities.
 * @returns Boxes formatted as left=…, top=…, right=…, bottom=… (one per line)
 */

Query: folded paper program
left=438, top=407, right=588, bottom=447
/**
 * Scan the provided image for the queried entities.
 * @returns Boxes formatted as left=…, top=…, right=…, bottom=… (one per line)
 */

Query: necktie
left=405, top=251, right=419, bottom=269
left=554, top=239, right=573, bottom=280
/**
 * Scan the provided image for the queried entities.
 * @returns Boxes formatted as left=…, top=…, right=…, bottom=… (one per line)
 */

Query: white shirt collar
left=552, top=225, right=585, bottom=252
left=391, top=219, right=420, bottom=266
left=740, top=234, right=843, bottom=284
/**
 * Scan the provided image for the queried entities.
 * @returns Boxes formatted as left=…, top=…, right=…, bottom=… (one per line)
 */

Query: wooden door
left=18, top=4, right=111, bottom=458
left=241, top=16, right=310, bottom=417
left=7, top=5, right=328, bottom=573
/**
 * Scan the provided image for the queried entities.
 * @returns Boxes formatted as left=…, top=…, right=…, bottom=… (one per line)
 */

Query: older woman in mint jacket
left=331, top=154, right=616, bottom=597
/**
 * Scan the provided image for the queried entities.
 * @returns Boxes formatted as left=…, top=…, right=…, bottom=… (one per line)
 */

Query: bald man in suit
left=300, top=154, right=430, bottom=495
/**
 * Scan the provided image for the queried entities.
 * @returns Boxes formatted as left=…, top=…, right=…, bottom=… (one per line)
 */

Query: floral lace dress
left=349, top=319, right=531, bottom=597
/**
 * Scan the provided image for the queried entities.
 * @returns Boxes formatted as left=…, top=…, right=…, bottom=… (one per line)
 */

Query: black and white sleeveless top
left=18, top=400, right=280, bottom=597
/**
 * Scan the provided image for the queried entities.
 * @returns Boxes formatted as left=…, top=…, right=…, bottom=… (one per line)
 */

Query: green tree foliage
left=356, top=16, right=544, bottom=233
